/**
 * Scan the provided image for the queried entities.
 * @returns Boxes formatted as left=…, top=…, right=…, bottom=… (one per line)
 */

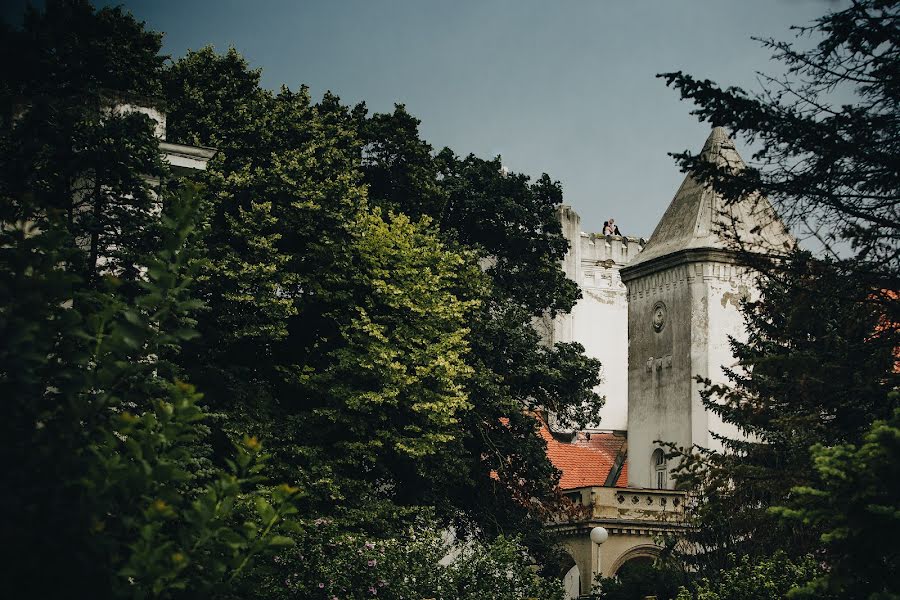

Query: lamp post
left=588, top=526, right=609, bottom=592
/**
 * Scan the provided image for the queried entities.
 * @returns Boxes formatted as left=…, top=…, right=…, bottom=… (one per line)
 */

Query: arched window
left=652, top=449, right=667, bottom=489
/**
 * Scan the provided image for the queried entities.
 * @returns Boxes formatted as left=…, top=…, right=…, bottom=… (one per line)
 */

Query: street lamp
left=590, top=526, right=608, bottom=545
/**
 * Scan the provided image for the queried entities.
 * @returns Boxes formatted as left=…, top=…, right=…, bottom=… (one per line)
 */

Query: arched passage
left=600, top=545, right=689, bottom=600
left=609, top=544, right=661, bottom=576
left=554, top=550, right=581, bottom=599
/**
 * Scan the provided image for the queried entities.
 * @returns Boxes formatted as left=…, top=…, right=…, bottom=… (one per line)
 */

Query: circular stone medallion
left=652, top=301, right=667, bottom=333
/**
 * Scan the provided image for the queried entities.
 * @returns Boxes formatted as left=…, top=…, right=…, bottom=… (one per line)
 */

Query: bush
left=255, top=521, right=564, bottom=600
left=674, top=552, right=822, bottom=600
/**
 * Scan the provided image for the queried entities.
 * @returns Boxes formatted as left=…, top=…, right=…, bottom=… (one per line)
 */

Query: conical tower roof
left=623, top=128, right=793, bottom=276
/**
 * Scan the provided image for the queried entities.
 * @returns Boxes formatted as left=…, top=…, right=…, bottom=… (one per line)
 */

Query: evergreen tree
left=1, top=0, right=167, bottom=288
left=659, top=0, right=899, bottom=286
left=667, top=254, right=899, bottom=573
left=657, top=0, right=900, bottom=581
left=772, top=403, right=900, bottom=599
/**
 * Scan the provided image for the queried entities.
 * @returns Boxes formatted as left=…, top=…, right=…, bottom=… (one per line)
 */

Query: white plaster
left=563, top=564, right=580, bottom=599
left=550, top=206, right=644, bottom=432
left=113, top=103, right=167, bottom=139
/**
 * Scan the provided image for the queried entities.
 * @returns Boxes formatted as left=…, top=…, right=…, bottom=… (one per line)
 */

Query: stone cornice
left=159, top=141, right=217, bottom=160
left=620, top=247, right=744, bottom=283
left=548, top=519, right=691, bottom=537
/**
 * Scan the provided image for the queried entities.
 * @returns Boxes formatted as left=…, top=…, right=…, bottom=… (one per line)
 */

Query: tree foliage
left=357, top=104, right=602, bottom=548
left=596, top=557, right=691, bottom=600
left=0, top=174, right=301, bottom=597
left=673, top=552, right=823, bottom=600
left=0, top=0, right=167, bottom=289
left=2, top=0, right=604, bottom=595
left=164, top=49, right=602, bottom=554
left=257, top=521, right=564, bottom=600
left=772, top=403, right=900, bottom=599
left=666, top=254, right=899, bottom=572
left=658, top=0, right=900, bottom=588
left=660, top=0, right=899, bottom=284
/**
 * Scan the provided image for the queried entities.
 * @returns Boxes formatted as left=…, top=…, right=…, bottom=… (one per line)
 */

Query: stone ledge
left=620, top=247, right=746, bottom=283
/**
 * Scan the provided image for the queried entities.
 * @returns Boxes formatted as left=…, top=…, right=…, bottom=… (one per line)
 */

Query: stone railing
left=556, top=486, right=688, bottom=528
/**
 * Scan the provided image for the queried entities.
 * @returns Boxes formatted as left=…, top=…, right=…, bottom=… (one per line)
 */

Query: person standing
left=603, top=218, right=621, bottom=236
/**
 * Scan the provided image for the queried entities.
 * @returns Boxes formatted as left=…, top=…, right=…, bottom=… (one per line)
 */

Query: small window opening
left=652, top=449, right=667, bottom=490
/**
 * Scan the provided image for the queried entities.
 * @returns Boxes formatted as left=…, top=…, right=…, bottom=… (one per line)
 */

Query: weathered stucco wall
left=624, top=264, right=696, bottom=487
left=701, top=263, right=755, bottom=452
left=551, top=206, right=642, bottom=431
left=624, top=259, right=755, bottom=487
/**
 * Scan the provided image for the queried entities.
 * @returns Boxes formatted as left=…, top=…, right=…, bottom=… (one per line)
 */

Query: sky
left=4, top=0, right=841, bottom=235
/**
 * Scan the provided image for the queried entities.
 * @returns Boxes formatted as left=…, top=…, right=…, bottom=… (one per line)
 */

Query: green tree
left=665, top=253, right=898, bottom=573
left=673, top=552, right=822, bottom=600
left=596, top=557, right=691, bottom=600
left=165, top=49, right=494, bottom=538
left=657, top=0, right=900, bottom=581
left=357, top=105, right=602, bottom=551
left=256, top=518, right=564, bottom=600
left=0, top=181, right=301, bottom=597
left=659, top=0, right=899, bottom=285
left=1, top=4, right=304, bottom=596
left=772, top=403, right=900, bottom=599
left=1, top=0, right=168, bottom=289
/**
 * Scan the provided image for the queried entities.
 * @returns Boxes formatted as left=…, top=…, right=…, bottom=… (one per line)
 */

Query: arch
left=609, top=544, right=662, bottom=576
left=554, top=549, right=580, bottom=599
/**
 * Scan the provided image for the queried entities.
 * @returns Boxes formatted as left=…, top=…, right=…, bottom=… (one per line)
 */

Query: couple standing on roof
left=602, top=218, right=621, bottom=236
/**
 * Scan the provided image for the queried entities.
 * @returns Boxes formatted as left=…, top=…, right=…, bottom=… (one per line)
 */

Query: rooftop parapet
left=580, top=233, right=646, bottom=267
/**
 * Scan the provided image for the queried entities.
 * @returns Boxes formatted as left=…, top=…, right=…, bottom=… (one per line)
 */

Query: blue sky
left=5, top=1, right=840, bottom=235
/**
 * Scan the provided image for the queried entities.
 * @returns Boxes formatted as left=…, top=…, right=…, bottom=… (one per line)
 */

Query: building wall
left=561, top=532, right=659, bottom=593
left=552, top=206, right=643, bottom=432
left=699, top=263, right=755, bottom=452
left=549, top=205, right=759, bottom=474
left=625, top=259, right=755, bottom=487
left=553, top=486, right=686, bottom=593
left=625, top=264, right=696, bottom=487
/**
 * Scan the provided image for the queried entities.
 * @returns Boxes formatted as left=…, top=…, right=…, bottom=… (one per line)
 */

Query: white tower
left=620, top=128, right=793, bottom=489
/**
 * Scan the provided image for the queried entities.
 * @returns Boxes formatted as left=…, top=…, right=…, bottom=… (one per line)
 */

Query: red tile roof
left=539, top=424, right=628, bottom=490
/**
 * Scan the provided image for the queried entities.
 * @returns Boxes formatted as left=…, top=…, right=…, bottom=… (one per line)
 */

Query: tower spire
left=622, top=128, right=792, bottom=274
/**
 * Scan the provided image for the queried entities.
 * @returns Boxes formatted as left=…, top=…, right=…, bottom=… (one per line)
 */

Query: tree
left=1, top=4, right=303, bottom=596
left=256, top=519, right=564, bottom=600
left=665, top=253, right=899, bottom=573
left=0, top=180, right=301, bottom=597
left=357, top=105, right=602, bottom=551
left=0, top=0, right=168, bottom=289
left=165, top=49, right=496, bottom=538
left=596, top=556, right=691, bottom=600
left=673, top=552, right=823, bottom=600
left=659, top=0, right=899, bottom=286
left=771, top=403, right=900, bottom=599
left=165, top=50, right=602, bottom=558
left=658, top=0, right=900, bottom=581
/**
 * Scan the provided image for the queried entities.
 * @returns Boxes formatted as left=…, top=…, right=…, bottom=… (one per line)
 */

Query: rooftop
left=540, top=424, right=627, bottom=490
